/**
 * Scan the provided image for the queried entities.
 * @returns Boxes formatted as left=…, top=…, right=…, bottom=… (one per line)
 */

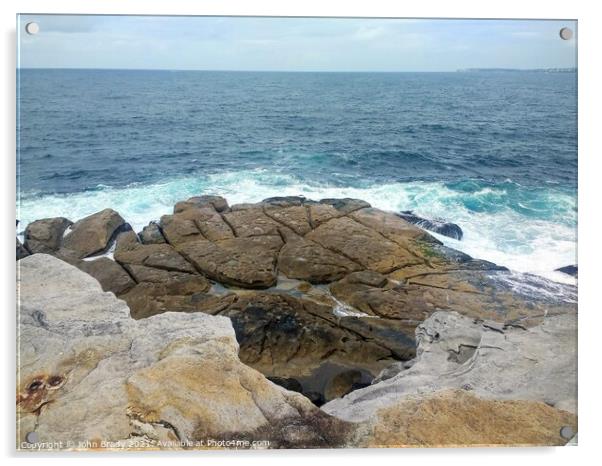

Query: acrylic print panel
left=16, top=15, right=577, bottom=451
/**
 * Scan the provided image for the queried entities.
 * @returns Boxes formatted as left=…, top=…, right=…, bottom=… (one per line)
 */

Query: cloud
left=17, top=16, right=577, bottom=71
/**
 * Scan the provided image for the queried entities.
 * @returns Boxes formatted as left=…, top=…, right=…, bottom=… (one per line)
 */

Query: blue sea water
left=17, top=69, right=577, bottom=282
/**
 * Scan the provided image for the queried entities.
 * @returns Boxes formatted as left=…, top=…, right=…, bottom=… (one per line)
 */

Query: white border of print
left=2, top=0, right=600, bottom=465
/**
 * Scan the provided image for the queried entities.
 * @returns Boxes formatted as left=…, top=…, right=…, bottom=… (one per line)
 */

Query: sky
left=17, top=15, right=577, bottom=72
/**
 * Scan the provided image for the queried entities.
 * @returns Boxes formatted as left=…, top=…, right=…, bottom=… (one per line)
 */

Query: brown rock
left=191, top=206, right=235, bottom=241
left=174, top=195, right=229, bottom=213
left=17, top=237, right=30, bottom=260
left=24, top=217, right=73, bottom=254
left=119, top=275, right=222, bottom=319
left=308, top=203, right=342, bottom=228
left=350, top=208, right=431, bottom=244
left=177, top=236, right=283, bottom=288
left=278, top=234, right=360, bottom=283
left=324, top=370, right=363, bottom=401
left=138, top=222, right=165, bottom=244
left=330, top=274, right=421, bottom=320
left=359, top=389, right=577, bottom=447
left=114, top=234, right=195, bottom=274
left=78, top=257, right=136, bottom=295
left=122, top=264, right=193, bottom=284
left=222, top=208, right=282, bottom=237
left=220, top=292, right=399, bottom=379
left=62, top=209, right=125, bottom=258
left=306, top=216, right=421, bottom=273
left=159, top=212, right=203, bottom=246
left=264, top=205, right=312, bottom=235
left=319, top=198, right=370, bottom=215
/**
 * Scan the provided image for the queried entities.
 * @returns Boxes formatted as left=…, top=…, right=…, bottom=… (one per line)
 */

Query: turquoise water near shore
left=17, top=70, right=577, bottom=283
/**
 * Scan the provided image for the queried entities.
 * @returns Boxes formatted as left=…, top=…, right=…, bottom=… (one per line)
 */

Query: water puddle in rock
left=269, top=361, right=374, bottom=407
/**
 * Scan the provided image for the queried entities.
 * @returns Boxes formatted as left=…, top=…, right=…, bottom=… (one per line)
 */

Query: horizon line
left=17, top=67, right=577, bottom=73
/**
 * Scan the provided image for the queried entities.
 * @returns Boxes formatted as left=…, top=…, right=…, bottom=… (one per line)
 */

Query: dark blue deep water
left=17, top=69, right=577, bottom=280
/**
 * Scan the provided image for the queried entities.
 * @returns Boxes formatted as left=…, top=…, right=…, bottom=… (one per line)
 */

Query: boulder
left=78, top=257, right=136, bottom=295
left=397, top=210, right=464, bottom=240
left=159, top=212, right=203, bottom=245
left=307, top=203, right=343, bottom=228
left=174, top=195, right=229, bottom=214
left=17, top=237, right=30, bottom=260
left=17, top=254, right=347, bottom=450
left=138, top=222, right=165, bottom=244
left=351, top=208, right=433, bottom=244
left=24, top=217, right=73, bottom=253
left=62, top=209, right=126, bottom=258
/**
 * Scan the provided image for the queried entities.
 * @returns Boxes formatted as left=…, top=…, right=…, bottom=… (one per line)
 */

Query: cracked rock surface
left=17, top=196, right=578, bottom=448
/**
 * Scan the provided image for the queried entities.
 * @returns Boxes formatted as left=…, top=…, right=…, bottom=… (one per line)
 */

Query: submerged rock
left=397, top=210, right=464, bottom=240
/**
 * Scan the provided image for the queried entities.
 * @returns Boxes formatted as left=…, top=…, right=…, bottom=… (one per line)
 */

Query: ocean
left=16, top=69, right=577, bottom=283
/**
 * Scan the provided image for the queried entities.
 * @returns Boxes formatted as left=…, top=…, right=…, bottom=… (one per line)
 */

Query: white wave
left=17, top=169, right=577, bottom=284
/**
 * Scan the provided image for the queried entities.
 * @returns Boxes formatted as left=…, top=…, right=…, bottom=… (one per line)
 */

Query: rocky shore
left=17, top=196, right=577, bottom=449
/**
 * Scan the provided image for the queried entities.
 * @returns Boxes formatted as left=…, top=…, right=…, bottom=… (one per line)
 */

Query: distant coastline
left=457, top=67, right=576, bottom=73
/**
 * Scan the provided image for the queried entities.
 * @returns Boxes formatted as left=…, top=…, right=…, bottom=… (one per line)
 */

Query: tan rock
left=159, top=212, right=203, bottom=246
left=177, top=236, right=283, bottom=288
left=278, top=234, right=360, bottom=283
left=306, top=216, right=421, bottom=273
left=174, top=195, right=229, bottom=214
left=350, top=207, right=431, bottom=244
left=359, top=389, right=577, bottom=447
left=222, top=208, right=282, bottom=237
left=308, top=203, right=342, bottom=227
left=263, top=205, right=312, bottom=235
left=62, top=209, right=125, bottom=258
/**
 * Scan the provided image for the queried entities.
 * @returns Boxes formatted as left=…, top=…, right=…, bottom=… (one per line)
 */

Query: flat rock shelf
left=16, top=196, right=577, bottom=449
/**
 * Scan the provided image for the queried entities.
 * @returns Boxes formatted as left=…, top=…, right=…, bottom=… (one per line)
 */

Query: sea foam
left=17, top=169, right=576, bottom=284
